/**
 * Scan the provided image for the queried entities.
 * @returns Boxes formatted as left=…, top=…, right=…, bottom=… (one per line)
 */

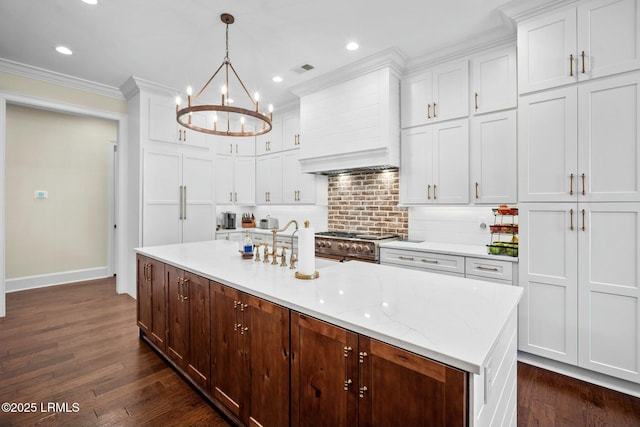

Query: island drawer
left=465, top=257, right=513, bottom=283
left=380, top=248, right=465, bottom=275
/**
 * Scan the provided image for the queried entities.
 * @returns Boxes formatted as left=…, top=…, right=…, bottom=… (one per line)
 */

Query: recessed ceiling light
left=346, top=42, right=359, bottom=51
left=272, top=76, right=283, bottom=83
left=81, top=0, right=98, bottom=4
left=55, top=46, right=73, bottom=55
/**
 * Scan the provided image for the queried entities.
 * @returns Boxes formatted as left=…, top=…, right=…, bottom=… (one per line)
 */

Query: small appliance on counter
left=221, top=212, right=236, bottom=229
left=259, top=215, right=279, bottom=229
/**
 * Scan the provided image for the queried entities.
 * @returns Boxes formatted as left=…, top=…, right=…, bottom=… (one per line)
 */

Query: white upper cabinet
left=401, top=59, right=469, bottom=128
left=471, top=46, right=517, bottom=114
left=518, top=86, right=578, bottom=202
left=149, top=94, right=208, bottom=148
left=470, top=110, right=517, bottom=204
left=519, top=72, right=640, bottom=202
left=400, top=119, right=469, bottom=205
left=282, top=150, right=320, bottom=204
left=518, top=0, right=640, bottom=94
left=255, top=153, right=283, bottom=204
left=215, top=135, right=255, bottom=205
left=282, top=111, right=301, bottom=150
left=256, top=115, right=283, bottom=155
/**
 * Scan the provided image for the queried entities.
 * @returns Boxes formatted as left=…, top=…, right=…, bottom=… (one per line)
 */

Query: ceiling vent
left=292, top=63, right=315, bottom=74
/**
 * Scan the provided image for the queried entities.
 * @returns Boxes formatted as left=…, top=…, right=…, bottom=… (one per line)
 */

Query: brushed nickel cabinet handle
left=475, top=182, right=479, bottom=199
left=427, top=104, right=431, bottom=119
left=399, top=256, right=415, bottom=261
left=229, top=143, right=233, bottom=154
left=433, top=102, right=437, bottom=118
left=581, top=173, right=585, bottom=195
left=474, top=92, right=479, bottom=111
left=581, top=51, right=586, bottom=74
left=421, top=258, right=439, bottom=264
left=477, top=265, right=499, bottom=272
left=427, top=184, right=431, bottom=200
left=581, top=209, right=585, bottom=231
left=183, top=186, right=187, bottom=220
left=433, top=184, right=437, bottom=200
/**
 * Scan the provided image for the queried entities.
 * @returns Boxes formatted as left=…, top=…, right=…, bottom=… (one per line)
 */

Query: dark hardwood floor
left=1, top=278, right=639, bottom=426
left=0, top=277, right=231, bottom=427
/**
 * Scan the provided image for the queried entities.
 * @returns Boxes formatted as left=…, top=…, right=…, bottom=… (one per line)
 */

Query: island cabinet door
left=184, top=271, right=210, bottom=389
left=291, top=312, right=358, bottom=427
left=136, top=255, right=153, bottom=338
left=243, top=293, right=290, bottom=427
left=211, top=283, right=244, bottom=418
left=166, top=265, right=190, bottom=371
left=357, top=337, right=468, bottom=427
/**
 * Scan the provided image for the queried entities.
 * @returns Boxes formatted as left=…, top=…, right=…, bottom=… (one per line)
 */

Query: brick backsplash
left=327, top=169, right=408, bottom=239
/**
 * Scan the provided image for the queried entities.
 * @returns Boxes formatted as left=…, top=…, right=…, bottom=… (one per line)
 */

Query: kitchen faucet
left=272, top=220, right=299, bottom=268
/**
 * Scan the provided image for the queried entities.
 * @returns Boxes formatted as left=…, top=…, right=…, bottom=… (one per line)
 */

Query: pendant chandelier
left=176, top=13, right=273, bottom=137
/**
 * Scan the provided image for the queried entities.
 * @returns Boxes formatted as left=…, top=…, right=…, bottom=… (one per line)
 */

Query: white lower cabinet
left=519, top=202, right=640, bottom=383
left=143, top=149, right=214, bottom=247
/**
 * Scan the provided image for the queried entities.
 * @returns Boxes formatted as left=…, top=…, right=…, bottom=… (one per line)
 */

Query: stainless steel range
left=315, top=231, right=400, bottom=263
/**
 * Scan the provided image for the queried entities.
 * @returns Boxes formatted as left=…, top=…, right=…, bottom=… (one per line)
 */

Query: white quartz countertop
left=379, top=240, right=518, bottom=262
left=135, top=240, right=522, bottom=374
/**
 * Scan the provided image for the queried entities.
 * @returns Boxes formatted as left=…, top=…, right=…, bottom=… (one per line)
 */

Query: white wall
left=409, top=206, right=496, bottom=246
left=5, top=105, right=117, bottom=288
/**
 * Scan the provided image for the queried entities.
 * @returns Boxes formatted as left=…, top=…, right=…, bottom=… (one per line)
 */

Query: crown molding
left=290, top=47, right=406, bottom=97
left=403, top=31, right=517, bottom=76
left=0, top=58, right=124, bottom=100
left=120, top=76, right=180, bottom=100
left=498, top=0, right=578, bottom=23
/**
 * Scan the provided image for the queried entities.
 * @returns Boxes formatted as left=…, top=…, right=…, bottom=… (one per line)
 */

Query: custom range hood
left=292, top=49, right=404, bottom=175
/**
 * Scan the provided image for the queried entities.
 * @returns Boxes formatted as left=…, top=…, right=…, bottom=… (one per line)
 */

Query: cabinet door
left=182, top=112, right=208, bottom=148
left=518, top=203, right=578, bottom=365
left=256, top=116, right=282, bottom=155
left=215, top=154, right=234, bottom=204
left=578, top=72, right=640, bottom=202
left=166, top=265, right=190, bottom=370
left=358, top=337, right=467, bottom=427
left=143, top=150, right=182, bottom=246
left=432, top=119, right=469, bottom=204
left=401, top=71, right=433, bottom=128
left=212, top=282, right=244, bottom=418
left=256, top=153, right=283, bottom=204
left=518, top=87, right=578, bottom=202
left=283, top=150, right=299, bottom=203
left=182, top=155, right=214, bottom=243
left=234, top=156, right=256, bottom=205
left=136, top=255, right=153, bottom=337
left=291, top=312, right=358, bottom=427
left=244, top=293, right=290, bottom=427
left=471, top=46, right=517, bottom=114
left=578, top=203, right=640, bottom=383
left=400, top=126, right=431, bottom=204
left=283, top=112, right=301, bottom=150
left=577, top=0, right=640, bottom=81
left=185, top=272, right=211, bottom=389
left=518, top=8, right=577, bottom=93
left=149, top=96, right=179, bottom=144
left=432, top=59, right=469, bottom=122
left=471, top=110, right=517, bottom=204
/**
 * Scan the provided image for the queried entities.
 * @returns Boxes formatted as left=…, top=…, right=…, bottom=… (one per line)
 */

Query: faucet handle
left=271, top=245, right=279, bottom=265
left=254, top=244, right=261, bottom=262
left=280, top=248, right=288, bottom=268
left=289, top=252, right=297, bottom=269
left=263, top=245, right=271, bottom=263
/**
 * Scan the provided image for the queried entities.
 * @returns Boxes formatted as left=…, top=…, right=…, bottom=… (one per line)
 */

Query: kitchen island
left=135, top=240, right=522, bottom=427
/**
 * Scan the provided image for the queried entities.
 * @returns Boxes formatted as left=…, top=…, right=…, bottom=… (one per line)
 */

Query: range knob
left=338, top=243, right=349, bottom=251
left=324, top=241, right=332, bottom=248
left=316, top=241, right=322, bottom=248
left=355, top=244, right=363, bottom=253
left=362, top=245, right=371, bottom=254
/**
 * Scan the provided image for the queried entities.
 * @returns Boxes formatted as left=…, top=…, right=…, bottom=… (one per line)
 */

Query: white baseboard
left=518, top=351, right=640, bottom=398
left=5, top=267, right=110, bottom=293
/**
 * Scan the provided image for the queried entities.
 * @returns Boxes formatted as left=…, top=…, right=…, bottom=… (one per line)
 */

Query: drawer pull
left=421, top=258, right=439, bottom=264
left=398, top=256, right=415, bottom=261
left=477, top=265, right=499, bottom=272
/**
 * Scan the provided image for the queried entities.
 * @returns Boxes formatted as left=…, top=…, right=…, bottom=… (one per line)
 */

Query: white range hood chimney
left=292, top=49, right=405, bottom=175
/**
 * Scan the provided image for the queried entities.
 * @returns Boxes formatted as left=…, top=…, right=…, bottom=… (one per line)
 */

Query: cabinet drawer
left=380, top=249, right=465, bottom=275
left=465, top=257, right=513, bottom=282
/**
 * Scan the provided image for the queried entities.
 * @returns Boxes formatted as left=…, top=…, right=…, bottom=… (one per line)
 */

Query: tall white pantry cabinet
left=517, top=0, right=640, bottom=385
left=123, top=77, right=216, bottom=248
